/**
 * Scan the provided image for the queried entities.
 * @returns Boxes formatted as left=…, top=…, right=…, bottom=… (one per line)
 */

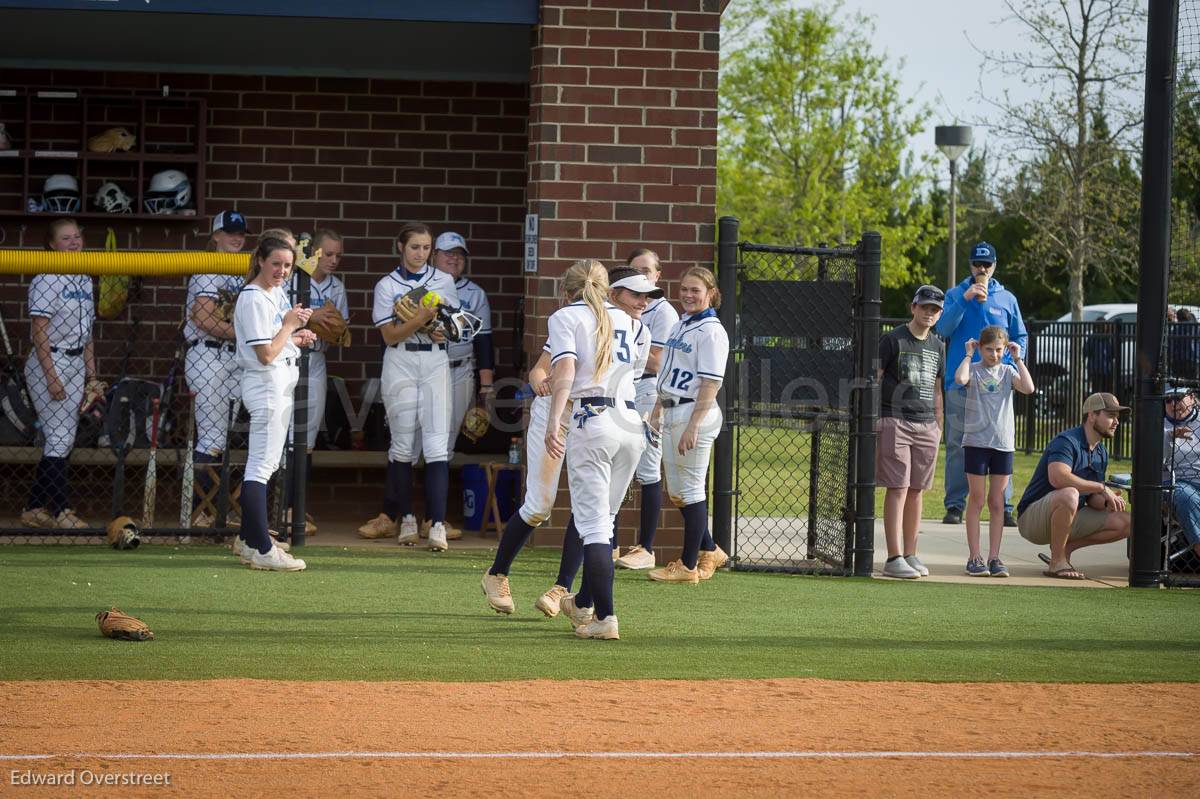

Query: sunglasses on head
left=915, top=287, right=944, bottom=303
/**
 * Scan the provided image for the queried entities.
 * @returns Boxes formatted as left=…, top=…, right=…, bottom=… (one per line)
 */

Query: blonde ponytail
left=563, top=259, right=613, bottom=377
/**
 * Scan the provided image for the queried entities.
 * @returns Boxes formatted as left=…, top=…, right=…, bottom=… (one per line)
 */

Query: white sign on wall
left=523, top=213, right=539, bottom=273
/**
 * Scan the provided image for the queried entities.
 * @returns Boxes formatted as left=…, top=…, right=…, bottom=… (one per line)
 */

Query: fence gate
left=715, top=219, right=879, bottom=575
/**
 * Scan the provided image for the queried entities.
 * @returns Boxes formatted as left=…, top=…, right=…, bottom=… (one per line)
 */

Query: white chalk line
left=0, top=750, right=1195, bottom=762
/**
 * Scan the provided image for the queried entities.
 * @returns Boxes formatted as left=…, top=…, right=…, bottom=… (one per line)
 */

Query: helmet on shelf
left=42, top=174, right=81, bottom=213
left=143, top=169, right=192, bottom=214
left=93, top=181, right=133, bottom=214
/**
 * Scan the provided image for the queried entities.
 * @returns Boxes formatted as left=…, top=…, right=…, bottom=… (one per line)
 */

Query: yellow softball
left=421, top=291, right=441, bottom=309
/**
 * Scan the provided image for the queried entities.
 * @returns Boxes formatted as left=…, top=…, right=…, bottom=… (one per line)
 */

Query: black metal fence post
left=852, top=231, right=881, bottom=577
left=712, top=216, right=739, bottom=555
left=290, top=266, right=311, bottom=547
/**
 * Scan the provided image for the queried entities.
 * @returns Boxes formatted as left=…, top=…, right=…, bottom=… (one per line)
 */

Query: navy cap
left=970, top=241, right=997, bottom=264
left=212, top=210, right=248, bottom=234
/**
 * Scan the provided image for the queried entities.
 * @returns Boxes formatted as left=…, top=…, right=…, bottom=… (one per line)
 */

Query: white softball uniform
left=634, top=296, right=680, bottom=485
left=235, top=284, right=299, bottom=485
left=289, top=272, right=348, bottom=448
left=184, top=273, right=242, bottom=456
left=372, top=265, right=460, bottom=463
left=24, top=274, right=93, bottom=457
left=657, top=308, right=729, bottom=506
left=516, top=342, right=571, bottom=526
left=410, top=276, right=492, bottom=462
left=548, top=302, right=649, bottom=546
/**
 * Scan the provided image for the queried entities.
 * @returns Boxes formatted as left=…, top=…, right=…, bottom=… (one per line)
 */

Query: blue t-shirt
left=1017, top=426, right=1108, bottom=515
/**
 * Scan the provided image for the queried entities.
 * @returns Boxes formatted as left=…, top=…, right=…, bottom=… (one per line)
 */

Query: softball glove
left=96, top=607, right=154, bottom=641
left=307, top=304, right=351, bottom=346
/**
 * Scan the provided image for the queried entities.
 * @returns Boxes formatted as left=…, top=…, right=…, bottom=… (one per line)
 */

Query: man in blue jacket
left=936, top=241, right=1029, bottom=526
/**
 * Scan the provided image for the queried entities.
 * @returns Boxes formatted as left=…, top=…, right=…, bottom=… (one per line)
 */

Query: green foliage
left=1170, top=73, right=1200, bottom=305
left=718, top=0, right=937, bottom=288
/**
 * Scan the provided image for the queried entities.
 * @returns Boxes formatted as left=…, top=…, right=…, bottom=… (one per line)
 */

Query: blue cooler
left=461, top=464, right=488, bottom=531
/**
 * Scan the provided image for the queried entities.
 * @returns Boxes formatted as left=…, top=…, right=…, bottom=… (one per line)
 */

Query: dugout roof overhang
left=0, top=1, right=536, bottom=82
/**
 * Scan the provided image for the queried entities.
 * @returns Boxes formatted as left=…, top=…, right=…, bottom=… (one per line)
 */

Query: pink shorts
left=875, top=416, right=941, bottom=490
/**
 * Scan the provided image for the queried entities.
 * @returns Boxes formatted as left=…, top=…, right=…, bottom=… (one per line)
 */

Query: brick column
left=525, top=0, right=720, bottom=557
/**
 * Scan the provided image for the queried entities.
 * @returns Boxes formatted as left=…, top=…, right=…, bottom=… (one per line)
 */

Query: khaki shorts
left=875, top=417, right=940, bottom=490
left=1016, top=492, right=1111, bottom=545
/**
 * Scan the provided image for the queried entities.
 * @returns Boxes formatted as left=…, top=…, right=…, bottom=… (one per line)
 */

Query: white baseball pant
left=517, top=395, right=571, bottom=526
left=185, top=345, right=240, bottom=456
left=661, top=404, right=722, bottom=507
left=566, top=401, right=645, bottom=545
left=24, top=351, right=84, bottom=458
left=241, top=364, right=298, bottom=484
left=633, top=377, right=662, bottom=485
left=410, top=360, right=474, bottom=463
left=382, top=346, right=451, bottom=463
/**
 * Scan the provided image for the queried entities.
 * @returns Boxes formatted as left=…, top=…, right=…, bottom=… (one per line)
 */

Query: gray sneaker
left=965, top=557, right=989, bottom=577
left=881, top=557, right=921, bottom=579
left=904, top=554, right=929, bottom=577
left=988, top=558, right=1010, bottom=578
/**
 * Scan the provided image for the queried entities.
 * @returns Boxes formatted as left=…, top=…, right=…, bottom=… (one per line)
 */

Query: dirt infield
left=1, top=679, right=1197, bottom=797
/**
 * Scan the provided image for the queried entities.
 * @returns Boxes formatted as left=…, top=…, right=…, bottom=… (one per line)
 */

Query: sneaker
left=428, top=522, right=449, bottom=552
left=481, top=573, right=514, bottom=614
left=942, top=509, right=963, bottom=525
left=881, top=557, right=921, bottom=579
left=965, top=556, right=989, bottom=577
left=357, top=513, right=394, bottom=539
left=234, top=539, right=253, bottom=565
left=615, top=544, right=656, bottom=570
left=559, top=593, right=594, bottom=627
left=55, top=509, right=88, bottom=530
left=648, top=559, right=700, bottom=584
left=397, top=514, right=419, bottom=546
left=443, top=523, right=463, bottom=541
left=988, top=558, right=1010, bottom=578
left=21, top=507, right=56, bottom=528
left=904, top=554, right=929, bottom=577
left=697, top=545, right=729, bottom=580
left=250, top=545, right=306, bottom=572
left=535, top=584, right=569, bottom=618
left=1002, top=511, right=1018, bottom=528
left=575, top=615, right=619, bottom=640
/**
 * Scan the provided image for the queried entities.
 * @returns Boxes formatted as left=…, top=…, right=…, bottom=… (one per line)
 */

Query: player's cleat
left=428, top=522, right=449, bottom=552
left=559, top=593, right=594, bottom=627
left=481, top=573, right=514, bottom=614
left=20, top=507, right=56, bottom=529
left=904, top=554, right=929, bottom=577
left=357, top=513, right=394, bottom=539
left=575, top=615, right=619, bottom=640
left=648, top=559, right=700, bottom=584
left=697, top=545, right=728, bottom=580
left=55, top=509, right=88, bottom=530
left=267, top=530, right=292, bottom=552
left=396, top=514, right=419, bottom=546
left=250, top=545, right=306, bottom=572
left=233, top=539, right=253, bottom=565
left=881, top=557, right=921, bottom=579
left=535, top=584, right=569, bottom=618
left=616, top=544, right=656, bottom=570
left=421, top=519, right=463, bottom=541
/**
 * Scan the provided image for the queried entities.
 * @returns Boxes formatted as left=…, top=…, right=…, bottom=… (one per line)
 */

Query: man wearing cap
left=1164, top=386, right=1200, bottom=560
left=876, top=285, right=946, bottom=579
left=1015, top=393, right=1132, bottom=579
left=936, top=241, right=1028, bottom=527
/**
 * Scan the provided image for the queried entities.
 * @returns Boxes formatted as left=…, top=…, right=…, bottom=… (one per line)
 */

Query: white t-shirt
left=547, top=301, right=648, bottom=401
left=657, top=308, right=728, bottom=401
left=371, top=265, right=460, bottom=346
left=235, top=284, right=299, bottom=371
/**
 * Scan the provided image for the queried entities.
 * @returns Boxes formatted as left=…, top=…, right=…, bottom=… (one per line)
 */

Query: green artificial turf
left=1, top=546, right=1197, bottom=684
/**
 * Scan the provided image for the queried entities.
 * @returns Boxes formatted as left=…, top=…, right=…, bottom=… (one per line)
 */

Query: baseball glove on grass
left=106, top=515, right=141, bottom=550
left=308, top=305, right=351, bottom=346
left=393, top=288, right=438, bottom=332
left=96, top=607, right=154, bottom=641
left=461, top=405, right=491, bottom=443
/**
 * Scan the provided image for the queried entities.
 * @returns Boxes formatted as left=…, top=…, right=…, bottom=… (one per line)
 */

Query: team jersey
left=289, top=272, right=348, bottom=353
left=184, top=273, right=243, bottom=343
left=235, top=284, right=299, bottom=371
left=640, top=296, right=680, bottom=360
left=547, top=302, right=649, bottom=401
left=27, top=273, right=93, bottom=350
left=448, top=276, right=493, bottom=364
left=657, top=308, right=728, bottom=401
left=371, top=265, right=460, bottom=346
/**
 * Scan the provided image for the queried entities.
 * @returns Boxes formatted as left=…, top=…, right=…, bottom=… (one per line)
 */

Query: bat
left=142, top=397, right=160, bottom=528
left=179, top=392, right=195, bottom=528
left=0, top=301, right=39, bottom=442
left=109, top=395, right=131, bottom=520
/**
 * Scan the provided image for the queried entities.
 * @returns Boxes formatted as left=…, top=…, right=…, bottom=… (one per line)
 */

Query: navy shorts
left=963, top=446, right=1014, bottom=476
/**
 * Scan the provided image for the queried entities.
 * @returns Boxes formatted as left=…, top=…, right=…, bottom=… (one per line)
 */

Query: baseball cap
left=1164, top=383, right=1191, bottom=399
left=1081, top=392, right=1130, bottom=416
left=610, top=270, right=665, bottom=298
left=211, top=210, right=248, bottom=234
left=911, top=285, right=945, bottom=308
left=434, top=231, right=469, bottom=253
left=970, top=241, right=997, bottom=264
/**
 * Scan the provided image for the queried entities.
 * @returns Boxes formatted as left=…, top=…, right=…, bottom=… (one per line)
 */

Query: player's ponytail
left=563, top=259, right=613, bottom=377
left=682, top=266, right=721, bottom=310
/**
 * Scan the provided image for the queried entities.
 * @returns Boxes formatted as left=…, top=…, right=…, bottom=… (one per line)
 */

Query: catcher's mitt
left=393, top=288, right=438, bottom=332
left=81, top=378, right=108, bottom=415
left=461, top=405, right=491, bottom=443
left=96, top=607, right=154, bottom=641
left=106, top=515, right=141, bottom=550
left=213, top=287, right=239, bottom=324
left=307, top=304, right=351, bottom=347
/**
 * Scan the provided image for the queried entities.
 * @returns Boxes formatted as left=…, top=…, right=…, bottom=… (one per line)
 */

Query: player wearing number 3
left=647, top=267, right=730, bottom=584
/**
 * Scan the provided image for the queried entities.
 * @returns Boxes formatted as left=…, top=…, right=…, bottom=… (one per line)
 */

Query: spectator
left=1016, top=393, right=1132, bottom=579
left=1170, top=308, right=1199, bottom=382
left=1164, top=386, right=1200, bottom=560
left=876, top=285, right=946, bottom=579
left=936, top=241, right=1028, bottom=528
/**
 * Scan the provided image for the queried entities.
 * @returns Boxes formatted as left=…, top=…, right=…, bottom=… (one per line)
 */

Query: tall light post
left=935, top=125, right=973, bottom=287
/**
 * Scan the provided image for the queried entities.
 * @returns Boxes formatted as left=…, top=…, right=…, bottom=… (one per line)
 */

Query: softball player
left=358, top=222, right=459, bottom=551
left=615, top=249, right=678, bottom=571
left=185, top=210, right=247, bottom=525
left=233, top=236, right=316, bottom=571
left=547, top=259, right=649, bottom=640
left=647, top=266, right=730, bottom=584
left=21, top=218, right=94, bottom=530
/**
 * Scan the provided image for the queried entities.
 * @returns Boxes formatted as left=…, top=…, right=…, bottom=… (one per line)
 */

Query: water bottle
left=508, top=437, right=522, bottom=465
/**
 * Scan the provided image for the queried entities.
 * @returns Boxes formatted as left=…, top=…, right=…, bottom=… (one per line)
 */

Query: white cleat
left=428, top=522, right=449, bottom=552
left=574, top=615, right=619, bottom=640
left=249, top=545, right=306, bottom=572
left=397, top=514, right=419, bottom=546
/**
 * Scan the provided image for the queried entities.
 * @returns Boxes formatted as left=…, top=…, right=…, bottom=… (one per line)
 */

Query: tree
left=718, top=0, right=937, bottom=288
left=977, top=0, right=1145, bottom=320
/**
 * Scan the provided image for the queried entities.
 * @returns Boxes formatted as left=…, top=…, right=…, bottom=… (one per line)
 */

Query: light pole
left=935, top=125, right=973, bottom=287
